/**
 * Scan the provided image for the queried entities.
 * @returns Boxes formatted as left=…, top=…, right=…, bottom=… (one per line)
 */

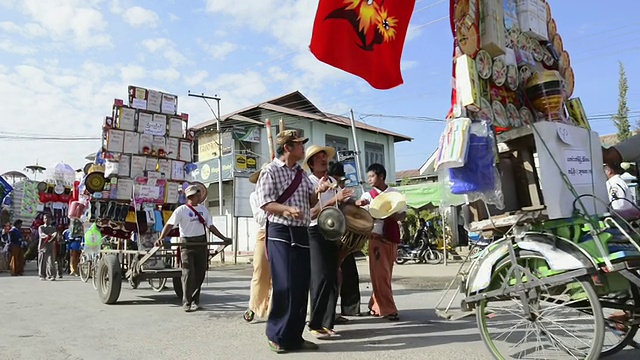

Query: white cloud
left=120, top=64, right=147, bottom=83
left=0, top=61, right=132, bottom=174
left=184, top=70, right=209, bottom=87
left=203, top=41, right=238, bottom=60
left=168, top=13, right=180, bottom=22
left=122, top=6, right=160, bottom=28
left=401, top=60, right=418, bottom=71
left=205, top=0, right=317, bottom=50
left=0, top=21, right=21, bottom=33
left=151, top=68, right=181, bottom=82
left=14, top=0, right=112, bottom=49
left=141, top=38, right=188, bottom=67
left=0, top=40, right=37, bottom=55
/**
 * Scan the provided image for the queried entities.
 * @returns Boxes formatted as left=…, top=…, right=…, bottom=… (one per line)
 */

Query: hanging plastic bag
left=84, top=223, right=103, bottom=256
left=434, top=117, right=472, bottom=171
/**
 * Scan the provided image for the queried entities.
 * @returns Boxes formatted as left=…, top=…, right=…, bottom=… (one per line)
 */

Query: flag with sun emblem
left=309, top=0, right=416, bottom=90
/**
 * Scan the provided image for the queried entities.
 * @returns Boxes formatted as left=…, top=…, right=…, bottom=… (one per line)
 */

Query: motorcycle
left=468, top=232, right=493, bottom=258
left=396, top=239, right=443, bottom=265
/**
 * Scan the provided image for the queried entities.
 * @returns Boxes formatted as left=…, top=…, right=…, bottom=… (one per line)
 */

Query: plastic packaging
left=434, top=117, right=472, bottom=171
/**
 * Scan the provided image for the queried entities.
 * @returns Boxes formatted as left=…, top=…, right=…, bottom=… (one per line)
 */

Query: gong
left=317, top=207, right=346, bottom=241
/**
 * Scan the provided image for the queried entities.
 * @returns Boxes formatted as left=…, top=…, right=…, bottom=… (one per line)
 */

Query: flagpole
left=349, top=109, right=366, bottom=193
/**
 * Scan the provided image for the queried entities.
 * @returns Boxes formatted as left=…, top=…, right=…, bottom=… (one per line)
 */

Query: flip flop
left=368, top=310, right=380, bottom=317
left=335, top=316, right=349, bottom=324
left=384, top=313, right=400, bottom=321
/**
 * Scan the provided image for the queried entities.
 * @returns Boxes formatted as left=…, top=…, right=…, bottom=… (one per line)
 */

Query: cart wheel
left=129, top=276, right=140, bottom=289
left=96, top=254, right=122, bottom=304
left=148, top=278, right=167, bottom=292
left=477, top=251, right=604, bottom=359
left=243, top=309, right=255, bottom=322
left=172, top=277, right=183, bottom=300
left=395, top=249, right=408, bottom=265
left=601, top=284, right=640, bottom=357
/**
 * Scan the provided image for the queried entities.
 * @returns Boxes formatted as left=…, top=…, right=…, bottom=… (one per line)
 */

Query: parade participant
left=256, top=130, right=331, bottom=353
left=327, top=162, right=365, bottom=321
left=154, top=185, right=232, bottom=312
left=1, top=222, right=11, bottom=273
left=8, top=220, right=26, bottom=276
left=305, top=145, right=354, bottom=338
left=54, top=229, right=66, bottom=279
left=243, top=163, right=271, bottom=322
left=38, top=214, right=57, bottom=281
left=603, top=164, right=640, bottom=218
left=359, top=163, right=406, bottom=321
left=64, top=221, right=83, bottom=276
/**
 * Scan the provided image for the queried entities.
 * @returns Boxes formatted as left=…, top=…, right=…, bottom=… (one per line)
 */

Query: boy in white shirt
left=155, top=185, right=231, bottom=312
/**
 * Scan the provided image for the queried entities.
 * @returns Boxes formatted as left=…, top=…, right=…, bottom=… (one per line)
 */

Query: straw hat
left=249, top=163, right=269, bottom=184
left=369, top=192, right=407, bottom=219
left=303, top=145, right=336, bottom=171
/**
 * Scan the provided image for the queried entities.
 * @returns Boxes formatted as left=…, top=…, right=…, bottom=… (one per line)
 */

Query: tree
left=613, top=62, right=631, bottom=141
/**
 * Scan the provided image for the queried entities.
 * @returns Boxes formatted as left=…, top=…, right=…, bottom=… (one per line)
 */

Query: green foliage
left=613, top=62, right=631, bottom=141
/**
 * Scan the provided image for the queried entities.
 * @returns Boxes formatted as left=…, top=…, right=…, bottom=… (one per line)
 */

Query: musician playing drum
left=327, top=162, right=367, bottom=320
left=305, top=145, right=354, bottom=339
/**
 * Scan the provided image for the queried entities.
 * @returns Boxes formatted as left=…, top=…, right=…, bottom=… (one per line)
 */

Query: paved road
left=1, top=263, right=639, bottom=360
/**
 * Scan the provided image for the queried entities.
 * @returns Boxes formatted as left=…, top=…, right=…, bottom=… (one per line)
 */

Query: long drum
left=339, top=204, right=374, bottom=253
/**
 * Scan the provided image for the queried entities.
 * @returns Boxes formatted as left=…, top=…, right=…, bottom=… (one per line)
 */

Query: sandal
left=368, top=310, right=380, bottom=317
left=384, top=313, right=400, bottom=321
left=309, top=328, right=331, bottom=339
left=335, top=316, right=349, bottom=324
left=268, top=340, right=287, bottom=354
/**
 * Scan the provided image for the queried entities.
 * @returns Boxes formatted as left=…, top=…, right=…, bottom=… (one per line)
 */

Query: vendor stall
left=434, top=0, right=640, bottom=358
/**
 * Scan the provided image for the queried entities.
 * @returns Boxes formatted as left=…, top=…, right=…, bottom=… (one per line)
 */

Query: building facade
left=189, top=91, right=411, bottom=256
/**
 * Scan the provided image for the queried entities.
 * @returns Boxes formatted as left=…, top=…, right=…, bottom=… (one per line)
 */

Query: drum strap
left=265, top=168, right=304, bottom=259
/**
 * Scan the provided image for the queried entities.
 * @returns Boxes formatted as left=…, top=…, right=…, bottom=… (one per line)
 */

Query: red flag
left=309, top=0, right=416, bottom=90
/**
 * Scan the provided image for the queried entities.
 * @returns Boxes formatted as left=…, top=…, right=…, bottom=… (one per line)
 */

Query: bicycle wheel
left=476, top=251, right=604, bottom=359
left=91, top=260, right=100, bottom=290
left=148, top=278, right=167, bottom=292
left=600, top=283, right=640, bottom=357
left=78, top=258, right=91, bottom=283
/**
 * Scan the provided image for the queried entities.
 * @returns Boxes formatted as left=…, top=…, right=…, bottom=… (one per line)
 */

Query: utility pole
left=188, top=91, right=223, bottom=217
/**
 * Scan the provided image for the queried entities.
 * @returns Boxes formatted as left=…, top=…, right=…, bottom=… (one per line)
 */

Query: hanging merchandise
left=81, top=86, right=198, bottom=243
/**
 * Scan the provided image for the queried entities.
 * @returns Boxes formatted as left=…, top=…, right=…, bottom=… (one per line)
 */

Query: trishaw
left=435, top=124, right=640, bottom=359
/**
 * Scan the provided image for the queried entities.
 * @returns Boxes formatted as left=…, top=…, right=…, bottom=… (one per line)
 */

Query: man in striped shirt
left=256, top=130, right=331, bottom=353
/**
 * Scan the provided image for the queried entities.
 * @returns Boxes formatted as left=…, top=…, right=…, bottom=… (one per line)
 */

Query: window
left=325, top=135, right=349, bottom=157
left=364, top=141, right=385, bottom=167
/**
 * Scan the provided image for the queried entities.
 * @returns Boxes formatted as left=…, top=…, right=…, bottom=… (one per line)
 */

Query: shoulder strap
left=369, top=188, right=380, bottom=199
left=276, top=169, right=303, bottom=204
left=185, top=204, right=208, bottom=232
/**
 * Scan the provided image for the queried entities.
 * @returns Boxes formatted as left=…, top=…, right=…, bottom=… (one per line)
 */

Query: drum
left=339, top=204, right=374, bottom=253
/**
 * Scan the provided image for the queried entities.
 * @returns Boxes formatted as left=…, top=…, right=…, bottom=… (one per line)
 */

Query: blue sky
left=0, top=0, right=639, bottom=177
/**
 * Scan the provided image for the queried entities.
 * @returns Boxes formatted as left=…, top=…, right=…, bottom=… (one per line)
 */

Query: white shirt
left=607, top=174, right=635, bottom=212
left=360, top=186, right=406, bottom=235
left=308, top=174, right=337, bottom=227
left=249, top=191, right=266, bottom=230
left=166, top=204, right=212, bottom=237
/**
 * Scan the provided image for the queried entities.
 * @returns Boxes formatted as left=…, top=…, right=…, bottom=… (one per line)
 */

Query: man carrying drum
left=304, top=145, right=354, bottom=339
left=359, top=163, right=406, bottom=321
left=256, top=130, right=332, bottom=353
left=327, top=162, right=366, bottom=321
left=243, top=163, right=271, bottom=322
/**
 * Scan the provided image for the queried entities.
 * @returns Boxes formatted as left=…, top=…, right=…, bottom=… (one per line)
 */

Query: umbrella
left=50, top=162, right=76, bottom=186
left=1, top=171, right=28, bottom=185
left=24, top=162, right=46, bottom=180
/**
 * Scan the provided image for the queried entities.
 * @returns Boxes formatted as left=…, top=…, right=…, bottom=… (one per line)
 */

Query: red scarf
left=369, top=188, right=401, bottom=244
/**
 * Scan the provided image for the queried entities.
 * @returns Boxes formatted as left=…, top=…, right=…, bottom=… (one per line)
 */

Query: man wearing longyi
left=256, top=130, right=332, bottom=353
left=359, top=163, right=406, bottom=321
left=305, top=145, right=354, bottom=339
